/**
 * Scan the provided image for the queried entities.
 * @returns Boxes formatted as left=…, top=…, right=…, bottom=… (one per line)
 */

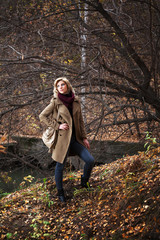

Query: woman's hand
left=59, top=123, right=69, bottom=130
left=83, top=138, right=90, bottom=149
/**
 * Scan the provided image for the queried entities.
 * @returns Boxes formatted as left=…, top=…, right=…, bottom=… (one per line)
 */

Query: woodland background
left=0, top=1, right=160, bottom=239
left=0, top=0, right=160, bottom=144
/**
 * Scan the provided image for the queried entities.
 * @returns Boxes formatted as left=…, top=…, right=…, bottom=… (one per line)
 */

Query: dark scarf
left=58, top=91, right=75, bottom=110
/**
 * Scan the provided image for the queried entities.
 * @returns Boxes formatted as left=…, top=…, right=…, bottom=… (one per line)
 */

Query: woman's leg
left=70, top=140, right=94, bottom=183
left=55, top=155, right=68, bottom=202
left=55, top=135, right=75, bottom=191
left=55, top=161, right=65, bottom=190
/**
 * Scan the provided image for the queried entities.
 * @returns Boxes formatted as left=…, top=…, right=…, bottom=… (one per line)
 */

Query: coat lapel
left=55, top=98, right=71, bottom=123
left=59, top=104, right=70, bottom=118
left=54, top=96, right=80, bottom=123
left=73, top=97, right=80, bottom=115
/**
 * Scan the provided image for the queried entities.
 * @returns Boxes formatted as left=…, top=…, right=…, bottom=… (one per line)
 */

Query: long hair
left=53, top=77, right=75, bottom=98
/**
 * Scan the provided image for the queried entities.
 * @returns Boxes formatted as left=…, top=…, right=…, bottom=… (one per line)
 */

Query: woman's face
left=57, top=80, right=68, bottom=94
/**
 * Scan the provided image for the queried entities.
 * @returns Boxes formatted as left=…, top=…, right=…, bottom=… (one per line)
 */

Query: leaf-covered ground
left=0, top=147, right=160, bottom=240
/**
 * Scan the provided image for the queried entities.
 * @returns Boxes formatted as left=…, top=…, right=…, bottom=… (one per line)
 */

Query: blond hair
left=53, top=77, right=75, bottom=97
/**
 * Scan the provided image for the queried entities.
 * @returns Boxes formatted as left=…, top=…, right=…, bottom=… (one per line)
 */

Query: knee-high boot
left=81, top=175, right=90, bottom=188
left=57, top=189, right=66, bottom=202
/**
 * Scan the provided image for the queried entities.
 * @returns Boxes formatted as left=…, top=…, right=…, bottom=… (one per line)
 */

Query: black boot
left=81, top=176, right=90, bottom=189
left=58, top=189, right=66, bottom=203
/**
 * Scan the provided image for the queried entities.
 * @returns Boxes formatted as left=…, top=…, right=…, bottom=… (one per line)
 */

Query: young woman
left=39, top=77, right=94, bottom=202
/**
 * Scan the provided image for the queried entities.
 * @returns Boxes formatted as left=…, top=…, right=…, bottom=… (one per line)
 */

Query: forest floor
left=0, top=147, right=160, bottom=240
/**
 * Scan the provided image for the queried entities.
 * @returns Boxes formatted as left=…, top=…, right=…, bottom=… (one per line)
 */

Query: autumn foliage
left=0, top=146, right=160, bottom=239
left=0, top=135, right=6, bottom=154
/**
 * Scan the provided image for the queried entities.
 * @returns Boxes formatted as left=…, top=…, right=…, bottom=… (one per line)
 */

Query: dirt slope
left=0, top=147, right=160, bottom=240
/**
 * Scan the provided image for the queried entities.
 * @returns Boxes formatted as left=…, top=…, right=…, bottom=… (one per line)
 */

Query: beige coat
left=39, top=96, right=87, bottom=163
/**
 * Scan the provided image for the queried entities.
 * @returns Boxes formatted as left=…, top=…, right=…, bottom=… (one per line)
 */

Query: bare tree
left=0, top=0, right=160, bottom=142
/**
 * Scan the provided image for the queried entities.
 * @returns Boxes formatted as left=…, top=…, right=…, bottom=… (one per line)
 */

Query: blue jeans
left=55, top=135, right=94, bottom=190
